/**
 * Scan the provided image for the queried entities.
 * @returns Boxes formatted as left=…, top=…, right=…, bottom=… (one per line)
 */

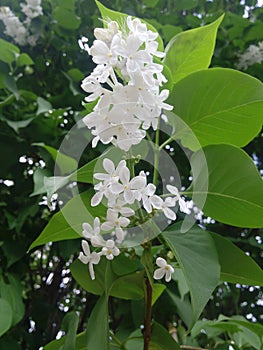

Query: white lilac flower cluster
left=80, top=16, right=173, bottom=151
left=236, top=41, right=263, bottom=70
left=0, top=0, right=43, bottom=46
left=78, top=158, right=190, bottom=279
left=78, top=16, right=193, bottom=283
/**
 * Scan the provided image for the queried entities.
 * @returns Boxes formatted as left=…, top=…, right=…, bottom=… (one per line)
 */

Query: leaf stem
left=153, top=124, right=160, bottom=186
left=143, top=277, right=153, bottom=350
left=159, top=135, right=174, bottom=151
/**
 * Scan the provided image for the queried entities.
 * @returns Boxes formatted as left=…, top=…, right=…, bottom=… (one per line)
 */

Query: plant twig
left=143, top=277, right=152, bottom=350
left=180, top=346, right=208, bottom=350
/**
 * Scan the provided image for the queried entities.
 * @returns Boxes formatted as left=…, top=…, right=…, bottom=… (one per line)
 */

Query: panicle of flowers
left=0, top=0, right=43, bottom=46
left=80, top=16, right=173, bottom=151
left=236, top=41, right=263, bottom=70
left=78, top=158, right=192, bottom=280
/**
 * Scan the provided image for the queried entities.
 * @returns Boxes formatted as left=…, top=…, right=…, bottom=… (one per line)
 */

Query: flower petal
left=156, top=257, right=167, bottom=268
left=81, top=240, right=91, bottom=257
left=163, top=207, right=177, bottom=221
left=119, top=166, right=130, bottom=184
left=103, top=158, right=115, bottom=174
left=78, top=252, right=89, bottom=264
left=153, top=268, right=165, bottom=280
left=151, top=195, right=163, bottom=209
left=89, top=262, right=96, bottom=280
left=91, top=192, right=103, bottom=206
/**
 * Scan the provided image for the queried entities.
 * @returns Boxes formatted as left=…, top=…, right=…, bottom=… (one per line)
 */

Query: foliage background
left=0, top=0, right=262, bottom=349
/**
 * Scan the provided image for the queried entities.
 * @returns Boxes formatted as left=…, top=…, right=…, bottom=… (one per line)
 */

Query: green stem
left=153, top=124, right=160, bottom=186
left=159, top=136, right=173, bottom=151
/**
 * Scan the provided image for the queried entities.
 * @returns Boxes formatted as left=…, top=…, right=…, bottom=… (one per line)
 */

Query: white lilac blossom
left=91, top=158, right=189, bottom=230
left=78, top=240, right=101, bottom=280
left=80, top=16, right=173, bottom=151
left=21, top=0, right=43, bottom=22
left=153, top=257, right=174, bottom=282
left=101, top=239, right=120, bottom=260
left=0, top=7, right=28, bottom=45
left=0, top=1, right=43, bottom=46
left=236, top=41, right=263, bottom=70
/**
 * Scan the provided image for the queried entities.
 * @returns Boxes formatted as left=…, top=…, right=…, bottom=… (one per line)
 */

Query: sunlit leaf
left=169, top=68, right=263, bottom=150
left=189, top=144, right=263, bottom=227
left=164, top=15, right=223, bottom=83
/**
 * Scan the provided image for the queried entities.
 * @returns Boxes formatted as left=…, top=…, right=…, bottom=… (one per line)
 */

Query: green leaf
left=0, top=39, right=19, bottom=65
left=164, top=15, right=223, bottom=83
left=169, top=68, right=263, bottom=150
left=30, top=168, right=51, bottom=197
left=191, top=316, right=263, bottom=348
left=95, top=0, right=164, bottom=51
left=86, top=294, right=109, bottom=350
left=70, top=257, right=107, bottom=296
left=33, top=143, right=78, bottom=174
left=52, top=0, right=81, bottom=30
left=0, top=275, right=25, bottom=326
left=110, top=271, right=145, bottom=300
left=0, top=299, right=12, bottom=337
left=189, top=144, right=263, bottom=227
left=111, top=254, right=140, bottom=276
left=17, top=53, right=34, bottom=67
left=4, top=76, right=19, bottom=100
left=5, top=118, right=33, bottom=133
left=61, top=312, right=79, bottom=350
left=209, top=231, right=263, bottom=286
left=163, top=223, right=220, bottom=326
left=149, top=322, right=181, bottom=350
left=0, top=95, right=15, bottom=108
left=28, top=190, right=106, bottom=250
left=172, top=268, right=189, bottom=300
left=166, top=291, right=193, bottom=328
left=71, top=257, right=144, bottom=300
left=36, top=97, right=52, bottom=115
left=43, top=332, right=86, bottom=350
left=144, top=0, right=160, bottom=8
left=152, top=283, right=166, bottom=305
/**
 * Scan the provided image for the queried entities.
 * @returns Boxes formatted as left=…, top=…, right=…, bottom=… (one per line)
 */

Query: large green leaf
left=164, top=15, right=223, bottom=83
left=163, top=223, right=220, bottom=326
left=110, top=272, right=144, bottom=300
left=169, top=68, right=263, bottom=150
left=210, top=231, right=263, bottom=286
left=71, top=257, right=145, bottom=300
left=0, top=299, right=12, bottom=337
left=86, top=294, right=109, bottom=350
left=188, top=144, right=263, bottom=227
left=29, top=191, right=106, bottom=250
left=95, top=0, right=163, bottom=51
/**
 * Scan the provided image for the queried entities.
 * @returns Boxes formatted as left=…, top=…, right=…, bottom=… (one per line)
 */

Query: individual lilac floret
left=101, top=239, right=120, bottom=260
left=153, top=257, right=174, bottom=282
left=78, top=240, right=101, bottom=280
